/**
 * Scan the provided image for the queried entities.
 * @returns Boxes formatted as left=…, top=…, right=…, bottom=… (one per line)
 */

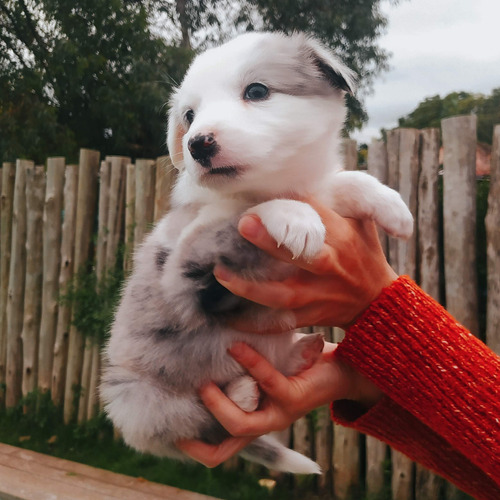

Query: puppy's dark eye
left=185, top=109, right=195, bottom=125
left=244, top=83, right=269, bottom=101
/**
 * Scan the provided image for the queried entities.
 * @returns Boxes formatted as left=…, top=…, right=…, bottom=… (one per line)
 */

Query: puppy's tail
left=239, top=435, right=321, bottom=474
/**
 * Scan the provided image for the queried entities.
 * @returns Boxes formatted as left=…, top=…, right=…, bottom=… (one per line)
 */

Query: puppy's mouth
left=198, top=163, right=245, bottom=183
left=206, top=165, right=240, bottom=176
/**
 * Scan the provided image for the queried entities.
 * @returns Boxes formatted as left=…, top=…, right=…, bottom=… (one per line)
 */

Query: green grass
left=0, top=394, right=292, bottom=500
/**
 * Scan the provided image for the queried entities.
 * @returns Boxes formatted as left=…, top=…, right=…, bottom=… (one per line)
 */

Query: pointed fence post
left=442, top=116, right=479, bottom=335
left=415, top=128, right=445, bottom=500
left=38, top=157, right=65, bottom=395
left=365, top=139, right=389, bottom=497
left=6, top=160, right=32, bottom=407
left=0, top=162, right=16, bottom=407
left=22, top=166, right=46, bottom=400
left=63, top=149, right=100, bottom=423
left=486, top=125, right=500, bottom=354
left=51, top=165, right=79, bottom=406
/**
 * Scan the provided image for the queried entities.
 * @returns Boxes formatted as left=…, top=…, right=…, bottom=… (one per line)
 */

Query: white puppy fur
left=101, top=32, right=413, bottom=474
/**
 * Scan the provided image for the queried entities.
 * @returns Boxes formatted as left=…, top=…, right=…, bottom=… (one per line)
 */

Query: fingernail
left=214, top=265, right=231, bottom=283
left=238, top=215, right=262, bottom=240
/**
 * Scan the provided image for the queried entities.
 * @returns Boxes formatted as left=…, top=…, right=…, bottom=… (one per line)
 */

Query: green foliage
left=0, top=0, right=194, bottom=163
left=60, top=263, right=124, bottom=345
left=162, top=0, right=397, bottom=132
left=397, top=89, right=500, bottom=144
left=1, top=0, right=398, bottom=161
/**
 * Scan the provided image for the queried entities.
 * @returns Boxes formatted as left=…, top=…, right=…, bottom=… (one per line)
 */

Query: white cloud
left=352, top=0, right=500, bottom=143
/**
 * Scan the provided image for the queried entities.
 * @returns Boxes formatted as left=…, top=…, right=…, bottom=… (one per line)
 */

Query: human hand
left=214, top=201, right=398, bottom=332
left=177, top=341, right=382, bottom=467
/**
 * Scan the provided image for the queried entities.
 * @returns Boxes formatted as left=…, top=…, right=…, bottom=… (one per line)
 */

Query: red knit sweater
left=330, top=276, right=500, bottom=500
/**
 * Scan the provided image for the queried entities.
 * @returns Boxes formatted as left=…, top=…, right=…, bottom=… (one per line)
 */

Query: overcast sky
left=351, top=0, right=500, bottom=144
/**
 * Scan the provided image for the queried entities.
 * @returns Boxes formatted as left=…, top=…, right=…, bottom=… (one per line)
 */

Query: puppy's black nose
left=188, top=133, right=218, bottom=166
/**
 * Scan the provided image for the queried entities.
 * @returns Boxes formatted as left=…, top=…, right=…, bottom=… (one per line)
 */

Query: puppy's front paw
left=248, top=200, right=325, bottom=260
left=225, top=375, right=260, bottom=412
left=376, top=191, right=414, bottom=240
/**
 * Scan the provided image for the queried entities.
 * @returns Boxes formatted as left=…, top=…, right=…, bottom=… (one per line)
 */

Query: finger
left=229, top=343, right=291, bottom=400
left=200, top=381, right=278, bottom=436
left=238, top=214, right=339, bottom=276
left=238, top=215, right=329, bottom=271
left=214, top=266, right=297, bottom=308
left=177, top=436, right=253, bottom=468
left=223, top=315, right=292, bottom=334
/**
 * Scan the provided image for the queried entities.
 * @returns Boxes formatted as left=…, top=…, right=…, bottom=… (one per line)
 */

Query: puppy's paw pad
left=225, top=375, right=260, bottom=412
left=249, top=200, right=325, bottom=260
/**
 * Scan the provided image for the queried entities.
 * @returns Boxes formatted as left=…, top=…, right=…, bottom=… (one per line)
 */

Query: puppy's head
left=167, top=32, right=355, bottom=196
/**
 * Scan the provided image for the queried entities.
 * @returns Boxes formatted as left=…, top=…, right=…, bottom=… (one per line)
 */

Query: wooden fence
left=0, top=115, right=498, bottom=499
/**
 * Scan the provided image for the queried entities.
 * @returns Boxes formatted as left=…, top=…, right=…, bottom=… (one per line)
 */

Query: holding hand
left=177, top=342, right=382, bottom=467
left=214, top=201, right=397, bottom=332
left=178, top=202, right=392, bottom=466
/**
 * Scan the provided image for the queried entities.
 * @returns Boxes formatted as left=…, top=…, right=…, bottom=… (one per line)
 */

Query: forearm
left=332, top=276, right=500, bottom=487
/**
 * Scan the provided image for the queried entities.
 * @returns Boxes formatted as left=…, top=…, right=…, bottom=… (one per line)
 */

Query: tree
left=1, top=0, right=400, bottom=161
left=157, top=0, right=398, bottom=132
left=398, top=89, right=500, bottom=144
left=0, top=0, right=193, bottom=162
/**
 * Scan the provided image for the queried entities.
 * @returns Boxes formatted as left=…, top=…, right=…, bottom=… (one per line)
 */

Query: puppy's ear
left=167, top=92, right=185, bottom=170
left=302, top=35, right=356, bottom=96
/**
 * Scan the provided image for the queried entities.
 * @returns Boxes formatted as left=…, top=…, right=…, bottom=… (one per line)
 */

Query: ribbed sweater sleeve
left=330, top=276, right=500, bottom=498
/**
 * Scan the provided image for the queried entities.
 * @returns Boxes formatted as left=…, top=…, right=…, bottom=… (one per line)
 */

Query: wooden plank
left=485, top=125, right=500, bottom=354
left=78, top=157, right=125, bottom=423
left=38, top=157, right=66, bottom=394
left=416, top=128, right=445, bottom=500
left=396, top=128, right=420, bottom=277
left=154, top=155, right=176, bottom=222
left=134, top=159, right=156, bottom=248
left=21, top=166, right=46, bottom=397
left=342, top=139, right=357, bottom=171
left=0, top=444, right=219, bottom=500
left=391, top=129, right=420, bottom=500
left=51, top=165, right=79, bottom=406
left=386, top=129, right=401, bottom=271
left=0, top=162, right=16, bottom=407
left=63, top=149, right=100, bottom=423
left=124, top=162, right=136, bottom=273
left=365, top=140, right=389, bottom=496
left=365, top=436, right=387, bottom=496
left=314, top=327, right=333, bottom=492
left=367, top=138, right=389, bottom=254
left=332, top=327, right=360, bottom=500
left=442, top=116, right=479, bottom=335
left=6, top=159, right=32, bottom=407
left=104, top=156, right=129, bottom=270
left=418, top=129, right=441, bottom=300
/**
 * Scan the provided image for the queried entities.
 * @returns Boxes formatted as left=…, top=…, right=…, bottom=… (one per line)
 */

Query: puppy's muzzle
left=188, top=133, right=219, bottom=167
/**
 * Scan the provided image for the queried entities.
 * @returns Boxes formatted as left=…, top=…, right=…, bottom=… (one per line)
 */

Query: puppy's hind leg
left=283, top=333, right=324, bottom=376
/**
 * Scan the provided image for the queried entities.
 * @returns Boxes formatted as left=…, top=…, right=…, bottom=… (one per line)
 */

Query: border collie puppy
left=101, top=32, right=412, bottom=474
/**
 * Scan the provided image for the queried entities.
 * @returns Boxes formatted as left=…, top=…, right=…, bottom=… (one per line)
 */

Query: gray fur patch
left=243, top=34, right=351, bottom=98
left=155, top=247, right=170, bottom=270
left=153, top=324, right=180, bottom=339
left=198, top=418, right=231, bottom=445
left=243, top=439, right=280, bottom=465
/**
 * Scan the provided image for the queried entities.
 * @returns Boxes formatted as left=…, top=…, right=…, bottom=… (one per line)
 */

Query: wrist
left=335, top=356, right=383, bottom=410
left=344, top=265, right=398, bottom=329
